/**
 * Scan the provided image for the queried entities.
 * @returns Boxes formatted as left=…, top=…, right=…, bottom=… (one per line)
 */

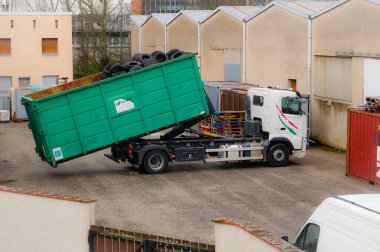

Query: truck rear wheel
left=268, top=144, right=290, bottom=167
left=142, top=150, right=168, bottom=174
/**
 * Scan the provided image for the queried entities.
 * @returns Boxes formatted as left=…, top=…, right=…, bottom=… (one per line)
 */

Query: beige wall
left=246, top=6, right=309, bottom=93
left=200, top=11, right=243, bottom=81
left=311, top=0, right=380, bottom=148
left=167, top=14, right=198, bottom=53
left=141, top=17, right=165, bottom=53
left=131, top=21, right=140, bottom=56
left=0, top=13, right=73, bottom=88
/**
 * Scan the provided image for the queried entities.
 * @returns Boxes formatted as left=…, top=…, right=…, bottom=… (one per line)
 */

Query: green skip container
left=22, top=55, right=209, bottom=167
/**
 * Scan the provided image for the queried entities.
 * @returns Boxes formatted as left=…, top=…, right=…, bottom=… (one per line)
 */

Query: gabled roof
left=130, top=15, right=149, bottom=26
left=201, top=6, right=263, bottom=24
left=312, top=0, right=380, bottom=19
left=167, top=10, right=213, bottom=25
left=142, top=13, right=177, bottom=26
left=246, top=0, right=336, bottom=21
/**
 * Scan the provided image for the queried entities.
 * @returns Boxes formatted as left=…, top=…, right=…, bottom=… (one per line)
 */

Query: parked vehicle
left=22, top=54, right=307, bottom=171
left=109, top=87, right=308, bottom=173
left=293, top=194, right=380, bottom=252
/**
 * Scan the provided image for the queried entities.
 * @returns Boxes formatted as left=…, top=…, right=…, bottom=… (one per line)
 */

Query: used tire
left=129, top=65, right=143, bottom=72
left=109, top=64, right=125, bottom=76
left=170, top=51, right=185, bottom=59
left=102, top=63, right=114, bottom=78
left=142, top=150, right=168, bottom=174
left=267, top=143, right=290, bottom=167
left=142, top=58, right=157, bottom=67
left=166, top=48, right=180, bottom=58
left=131, top=53, right=143, bottom=61
left=127, top=61, right=142, bottom=66
left=152, top=51, right=168, bottom=63
left=135, top=53, right=152, bottom=62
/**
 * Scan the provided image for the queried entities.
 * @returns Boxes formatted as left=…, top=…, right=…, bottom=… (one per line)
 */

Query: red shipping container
left=347, top=109, right=380, bottom=184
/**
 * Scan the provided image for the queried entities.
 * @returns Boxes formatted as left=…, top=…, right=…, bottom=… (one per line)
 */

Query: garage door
left=364, top=59, right=380, bottom=101
left=43, top=75, right=58, bottom=87
left=0, top=76, right=12, bottom=95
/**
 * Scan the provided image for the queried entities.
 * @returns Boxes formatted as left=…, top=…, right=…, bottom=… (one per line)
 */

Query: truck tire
left=142, top=150, right=168, bottom=174
left=267, top=143, right=290, bottom=167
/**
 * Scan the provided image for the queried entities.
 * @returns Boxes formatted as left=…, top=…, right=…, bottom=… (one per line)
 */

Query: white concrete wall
left=0, top=188, right=95, bottom=252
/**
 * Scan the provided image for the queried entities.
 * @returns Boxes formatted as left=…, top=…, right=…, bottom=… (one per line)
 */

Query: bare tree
left=72, top=0, right=130, bottom=78
left=17, top=0, right=60, bottom=11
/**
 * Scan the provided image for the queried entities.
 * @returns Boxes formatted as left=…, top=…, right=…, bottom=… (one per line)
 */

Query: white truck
left=106, top=87, right=308, bottom=173
left=293, top=194, right=380, bottom=252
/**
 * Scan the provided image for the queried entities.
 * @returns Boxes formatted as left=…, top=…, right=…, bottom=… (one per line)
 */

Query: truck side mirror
left=281, top=235, right=289, bottom=242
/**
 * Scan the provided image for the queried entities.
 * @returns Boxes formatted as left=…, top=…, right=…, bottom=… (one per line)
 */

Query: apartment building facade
left=0, top=12, right=73, bottom=92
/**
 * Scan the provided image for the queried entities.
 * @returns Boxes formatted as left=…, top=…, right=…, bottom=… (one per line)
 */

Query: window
left=33, top=20, right=36, bottom=28
left=281, top=97, right=301, bottom=115
left=55, top=20, right=58, bottom=28
left=0, top=39, right=11, bottom=55
left=253, top=95, right=264, bottom=106
left=43, top=75, right=59, bottom=87
left=10, top=20, right=13, bottom=28
left=19, top=77, right=30, bottom=87
left=295, top=223, right=320, bottom=252
left=42, top=38, right=58, bottom=55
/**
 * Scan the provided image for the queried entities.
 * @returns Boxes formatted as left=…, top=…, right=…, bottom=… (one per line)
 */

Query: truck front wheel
left=268, top=144, right=290, bottom=167
left=142, top=150, right=169, bottom=174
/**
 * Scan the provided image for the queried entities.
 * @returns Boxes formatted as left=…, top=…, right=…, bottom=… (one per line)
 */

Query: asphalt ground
left=1, top=122, right=379, bottom=244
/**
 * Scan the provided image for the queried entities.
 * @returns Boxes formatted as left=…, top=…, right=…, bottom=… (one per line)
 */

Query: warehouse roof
left=201, top=6, right=263, bottom=23
left=246, top=0, right=336, bottom=21
left=168, top=10, right=213, bottom=25
left=312, top=0, right=380, bottom=18
left=142, top=13, right=177, bottom=26
left=130, top=15, right=149, bottom=26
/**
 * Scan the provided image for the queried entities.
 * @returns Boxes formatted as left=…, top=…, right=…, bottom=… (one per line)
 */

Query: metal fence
left=89, top=225, right=215, bottom=252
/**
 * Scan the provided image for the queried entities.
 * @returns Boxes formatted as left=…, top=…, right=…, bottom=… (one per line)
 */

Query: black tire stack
left=102, top=49, right=188, bottom=79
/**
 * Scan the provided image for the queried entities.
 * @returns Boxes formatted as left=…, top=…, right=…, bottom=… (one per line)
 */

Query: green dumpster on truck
left=22, top=55, right=209, bottom=167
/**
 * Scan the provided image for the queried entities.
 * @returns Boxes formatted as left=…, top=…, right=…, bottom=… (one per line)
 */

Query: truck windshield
left=295, top=223, right=320, bottom=252
left=281, top=97, right=301, bottom=115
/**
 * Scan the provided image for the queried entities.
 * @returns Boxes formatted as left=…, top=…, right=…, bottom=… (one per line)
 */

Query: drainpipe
left=307, top=16, right=312, bottom=142
left=198, top=22, right=201, bottom=68
left=164, top=25, right=167, bottom=53
left=139, top=27, right=142, bottom=53
left=242, top=21, right=246, bottom=83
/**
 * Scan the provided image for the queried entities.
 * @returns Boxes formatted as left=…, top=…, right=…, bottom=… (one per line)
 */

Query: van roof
left=337, top=194, right=380, bottom=215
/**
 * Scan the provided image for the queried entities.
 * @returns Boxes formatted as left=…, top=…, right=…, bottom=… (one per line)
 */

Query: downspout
left=139, top=27, right=142, bottom=53
left=307, top=16, right=312, bottom=143
left=242, top=20, right=246, bottom=83
left=198, top=22, right=201, bottom=68
left=164, top=25, right=167, bottom=53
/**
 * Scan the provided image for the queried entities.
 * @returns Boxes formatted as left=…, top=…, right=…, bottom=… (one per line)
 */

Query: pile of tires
left=102, top=49, right=187, bottom=79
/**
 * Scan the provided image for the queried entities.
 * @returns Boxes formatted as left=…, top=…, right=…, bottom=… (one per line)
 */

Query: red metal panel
left=347, top=109, right=380, bottom=184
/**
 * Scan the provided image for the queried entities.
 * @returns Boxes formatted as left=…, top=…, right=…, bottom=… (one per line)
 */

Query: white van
left=294, top=194, right=380, bottom=252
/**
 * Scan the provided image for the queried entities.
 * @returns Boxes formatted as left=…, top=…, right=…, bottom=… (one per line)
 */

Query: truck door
left=277, top=96, right=307, bottom=149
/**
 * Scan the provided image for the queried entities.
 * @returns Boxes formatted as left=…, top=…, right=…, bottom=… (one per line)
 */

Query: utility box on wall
left=347, top=109, right=380, bottom=184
